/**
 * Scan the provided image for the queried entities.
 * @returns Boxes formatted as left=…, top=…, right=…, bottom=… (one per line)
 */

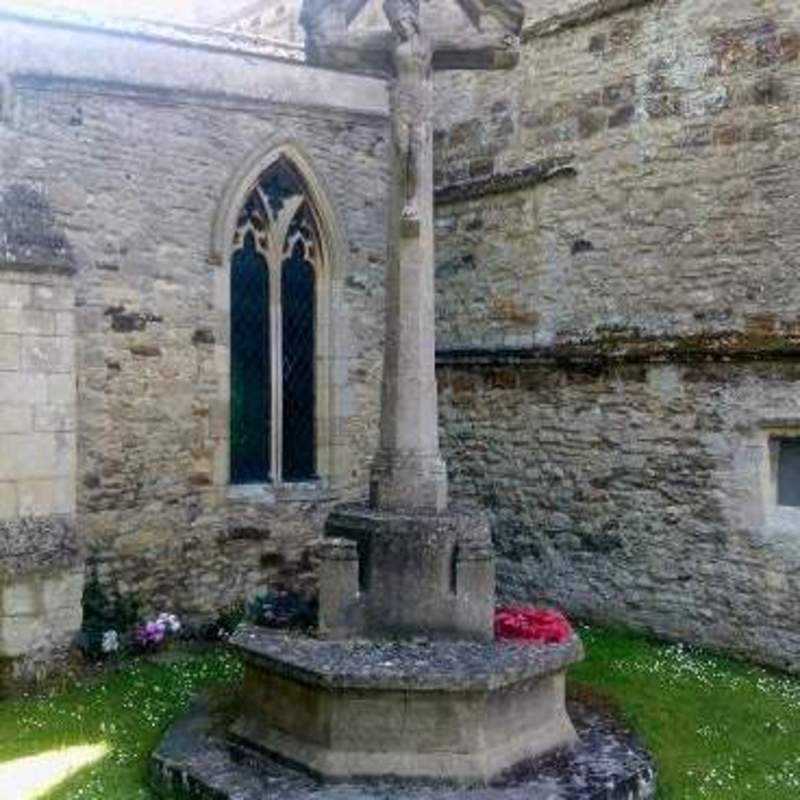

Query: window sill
left=226, top=480, right=337, bottom=505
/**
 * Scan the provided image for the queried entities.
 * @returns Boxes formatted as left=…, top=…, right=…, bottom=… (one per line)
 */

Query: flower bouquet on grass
left=494, top=606, right=573, bottom=645
left=133, top=613, right=182, bottom=654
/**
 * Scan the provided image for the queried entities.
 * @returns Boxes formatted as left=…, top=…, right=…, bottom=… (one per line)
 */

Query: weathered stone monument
left=227, top=0, right=583, bottom=784
left=149, top=4, right=656, bottom=794
left=312, top=0, right=524, bottom=644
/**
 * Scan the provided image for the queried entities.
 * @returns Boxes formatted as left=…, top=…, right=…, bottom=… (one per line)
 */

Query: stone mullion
left=250, top=230, right=282, bottom=485
left=270, top=194, right=305, bottom=486
left=268, top=247, right=283, bottom=486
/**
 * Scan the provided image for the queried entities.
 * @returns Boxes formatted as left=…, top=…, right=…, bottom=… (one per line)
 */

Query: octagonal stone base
left=228, top=627, right=583, bottom=784
left=153, top=696, right=657, bottom=800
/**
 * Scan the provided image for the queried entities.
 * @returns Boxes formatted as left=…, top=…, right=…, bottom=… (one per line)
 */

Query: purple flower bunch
left=134, top=612, right=181, bottom=651
left=135, top=621, right=165, bottom=648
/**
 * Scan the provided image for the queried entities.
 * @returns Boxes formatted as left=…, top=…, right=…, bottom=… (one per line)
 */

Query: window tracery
left=230, top=158, right=320, bottom=485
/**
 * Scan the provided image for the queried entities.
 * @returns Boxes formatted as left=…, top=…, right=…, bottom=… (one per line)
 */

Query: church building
left=1, top=0, right=799, bottom=683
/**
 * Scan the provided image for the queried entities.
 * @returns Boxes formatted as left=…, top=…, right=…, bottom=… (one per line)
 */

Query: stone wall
left=439, top=361, right=800, bottom=671
left=433, top=0, right=800, bottom=669
left=0, top=244, right=82, bottom=683
left=0, top=10, right=389, bottom=625
left=434, top=0, right=800, bottom=349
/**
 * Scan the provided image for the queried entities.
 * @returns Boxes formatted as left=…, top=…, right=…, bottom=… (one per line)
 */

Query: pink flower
left=135, top=620, right=166, bottom=648
left=494, top=607, right=573, bottom=645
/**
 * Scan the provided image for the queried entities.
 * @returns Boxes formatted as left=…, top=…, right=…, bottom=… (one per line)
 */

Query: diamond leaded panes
left=282, top=235, right=316, bottom=481
left=230, top=231, right=270, bottom=484
left=230, top=159, right=319, bottom=485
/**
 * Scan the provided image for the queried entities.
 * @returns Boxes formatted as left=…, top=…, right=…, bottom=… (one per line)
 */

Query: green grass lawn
left=570, top=626, right=800, bottom=799
left=0, top=628, right=798, bottom=799
left=0, top=649, right=242, bottom=799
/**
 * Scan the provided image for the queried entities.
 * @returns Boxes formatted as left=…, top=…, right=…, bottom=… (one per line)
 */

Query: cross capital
left=300, top=0, right=525, bottom=75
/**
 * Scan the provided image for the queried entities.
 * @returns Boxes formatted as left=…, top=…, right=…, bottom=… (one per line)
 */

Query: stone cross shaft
left=303, top=0, right=522, bottom=513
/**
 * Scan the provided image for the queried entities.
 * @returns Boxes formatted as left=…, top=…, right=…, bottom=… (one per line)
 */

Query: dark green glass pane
left=778, top=439, right=800, bottom=507
left=282, top=238, right=316, bottom=482
left=230, top=231, right=270, bottom=484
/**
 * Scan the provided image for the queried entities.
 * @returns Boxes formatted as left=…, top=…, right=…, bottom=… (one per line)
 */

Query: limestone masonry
left=1, top=0, right=799, bottom=677
left=432, top=0, right=800, bottom=671
left=0, top=6, right=389, bottom=682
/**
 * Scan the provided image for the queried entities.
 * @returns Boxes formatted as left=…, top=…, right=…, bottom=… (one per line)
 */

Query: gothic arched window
left=230, top=159, right=319, bottom=485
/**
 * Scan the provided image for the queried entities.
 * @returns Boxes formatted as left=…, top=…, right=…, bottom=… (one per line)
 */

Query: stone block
left=0, top=405, right=32, bottom=434
left=0, top=614, right=45, bottom=657
left=155, top=692, right=657, bottom=800
left=0, top=374, right=46, bottom=405
left=53, top=477, right=75, bottom=515
left=5, top=433, right=64, bottom=480
left=31, top=285, right=73, bottom=311
left=20, top=309, right=57, bottom=336
left=369, top=450, right=449, bottom=514
left=46, top=374, right=74, bottom=405
left=214, top=343, right=229, bottom=377
left=17, top=480, right=57, bottom=517
left=0, top=334, right=20, bottom=371
left=2, top=579, right=38, bottom=617
left=317, top=538, right=361, bottom=639
left=609, top=104, right=636, bottom=128
left=0, top=309, right=20, bottom=333
left=0, top=483, right=16, bottom=519
left=33, top=404, right=75, bottom=432
left=54, top=312, right=75, bottom=336
left=0, top=438, right=17, bottom=481
left=0, top=569, right=83, bottom=659
left=41, top=569, right=84, bottom=616
left=0, top=283, right=31, bottom=310
left=0, top=515, right=83, bottom=578
left=22, top=336, right=72, bottom=373
left=577, top=108, right=607, bottom=139
left=55, top=433, right=77, bottom=478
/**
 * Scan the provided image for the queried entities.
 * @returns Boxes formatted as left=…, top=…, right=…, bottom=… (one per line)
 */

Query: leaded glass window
left=230, top=159, right=320, bottom=485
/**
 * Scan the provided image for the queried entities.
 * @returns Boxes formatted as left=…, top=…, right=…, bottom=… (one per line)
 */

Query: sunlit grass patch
left=0, top=649, right=241, bottom=800
left=0, top=743, right=108, bottom=799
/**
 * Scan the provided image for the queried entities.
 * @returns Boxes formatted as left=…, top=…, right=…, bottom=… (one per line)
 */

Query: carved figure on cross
left=301, top=0, right=523, bottom=513
left=386, top=0, right=427, bottom=235
left=301, top=0, right=524, bottom=238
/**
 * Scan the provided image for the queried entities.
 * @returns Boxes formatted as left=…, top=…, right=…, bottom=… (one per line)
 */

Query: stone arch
left=210, top=138, right=345, bottom=277
left=211, top=140, right=346, bottom=491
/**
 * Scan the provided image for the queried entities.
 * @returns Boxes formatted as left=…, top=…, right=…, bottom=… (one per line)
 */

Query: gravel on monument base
left=229, top=627, right=584, bottom=690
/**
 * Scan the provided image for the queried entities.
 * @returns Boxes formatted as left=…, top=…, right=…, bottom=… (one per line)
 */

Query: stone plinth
left=229, top=627, right=583, bottom=784
left=320, top=503, right=494, bottom=642
left=153, top=692, right=657, bottom=800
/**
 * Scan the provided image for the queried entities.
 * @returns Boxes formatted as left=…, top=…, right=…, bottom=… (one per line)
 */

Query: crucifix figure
left=387, top=0, right=428, bottom=237
left=303, top=0, right=520, bottom=241
left=302, top=0, right=523, bottom=513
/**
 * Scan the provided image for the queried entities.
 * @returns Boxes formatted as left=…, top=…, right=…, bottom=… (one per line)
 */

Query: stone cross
left=302, top=0, right=523, bottom=513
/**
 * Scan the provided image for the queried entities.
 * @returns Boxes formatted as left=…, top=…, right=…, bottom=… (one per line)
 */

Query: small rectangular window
left=777, top=438, right=800, bottom=507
